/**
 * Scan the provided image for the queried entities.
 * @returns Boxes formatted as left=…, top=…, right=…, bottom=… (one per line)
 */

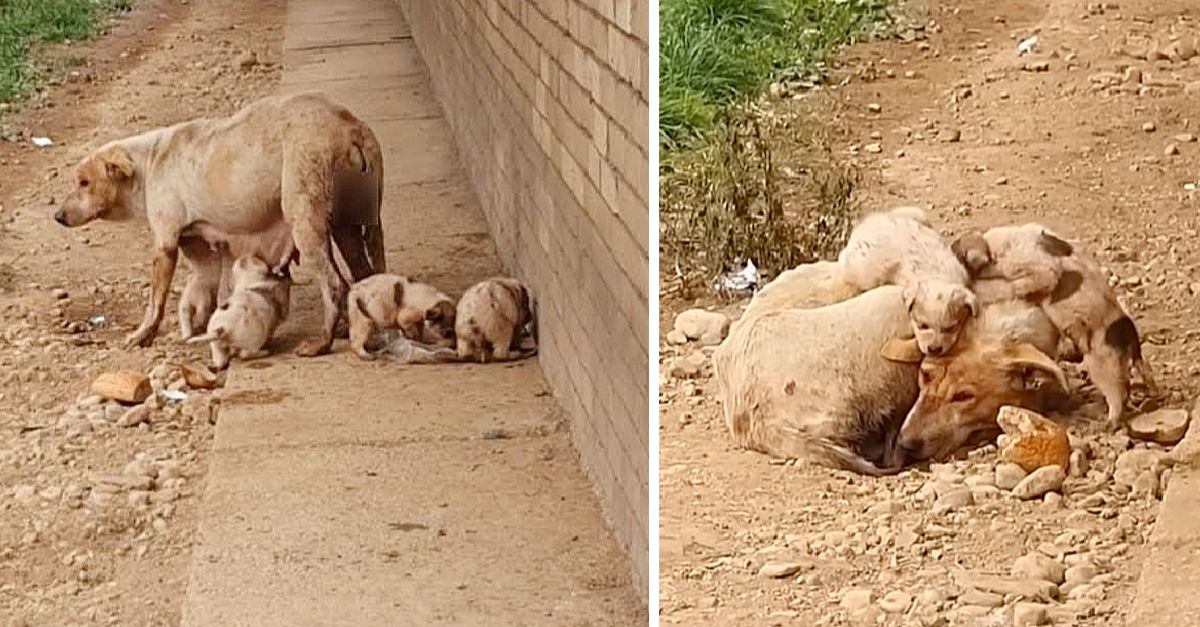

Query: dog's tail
left=186, top=326, right=227, bottom=344
left=888, top=206, right=930, bottom=226
left=1107, top=315, right=1158, bottom=393
left=766, top=425, right=905, bottom=476
left=353, top=122, right=387, bottom=275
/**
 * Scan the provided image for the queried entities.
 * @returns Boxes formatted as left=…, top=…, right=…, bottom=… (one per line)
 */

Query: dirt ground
left=0, top=1, right=284, bottom=623
left=659, top=0, right=1200, bottom=625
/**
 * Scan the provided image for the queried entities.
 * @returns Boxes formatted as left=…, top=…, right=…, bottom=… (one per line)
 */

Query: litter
left=89, top=315, right=107, bottom=326
left=31, top=137, right=53, bottom=148
left=160, top=389, right=187, bottom=401
left=716, top=259, right=760, bottom=295
left=1017, top=35, right=1039, bottom=56
left=367, top=329, right=460, bottom=364
left=1185, top=183, right=1197, bottom=192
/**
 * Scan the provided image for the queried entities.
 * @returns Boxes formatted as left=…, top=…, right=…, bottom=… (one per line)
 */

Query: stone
left=1013, top=602, right=1049, bottom=626
left=1127, top=408, right=1190, bottom=444
left=117, top=405, right=151, bottom=428
left=1174, top=133, right=1198, bottom=143
left=673, top=309, right=730, bottom=346
left=1068, top=449, right=1089, bottom=478
left=960, top=589, right=1004, bottom=607
left=669, top=353, right=707, bottom=380
left=91, top=371, right=151, bottom=404
left=759, top=561, right=807, bottom=578
left=1114, top=449, right=1168, bottom=487
left=953, top=571, right=1057, bottom=602
left=12, top=484, right=35, bottom=503
left=937, top=128, right=962, bottom=143
left=840, top=588, right=874, bottom=611
left=997, top=406, right=1071, bottom=472
left=932, top=487, right=974, bottom=513
left=665, top=329, right=688, bottom=345
left=1065, top=564, right=1098, bottom=585
left=1012, top=553, right=1065, bottom=584
left=1165, top=143, right=1181, bottom=156
left=1142, top=121, right=1157, bottom=133
left=867, top=103, right=883, bottom=113
left=235, top=50, right=258, bottom=70
left=1012, top=465, right=1065, bottom=500
left=995, top=462, right=1028, bottom=490
left=878, top=590, right=912, bottom=613
left=123, top=460, right=158, bottom=479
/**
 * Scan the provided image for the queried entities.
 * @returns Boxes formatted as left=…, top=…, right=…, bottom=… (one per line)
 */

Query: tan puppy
left=951, top=223, right=1072, bottom=303
left=187, top=256, right=291, bottom=370
left=952, top=226, right=1156, bottom=429
left=348, top=274, right=456, bottom=360
left=55, top=92, right=385, bottom=357
left=838, top=207, right=976, bottom=355
left=455, top=277, right=536, bottom=363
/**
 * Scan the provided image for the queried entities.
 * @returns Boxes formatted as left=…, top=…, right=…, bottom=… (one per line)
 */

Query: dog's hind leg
left=333, top=225, right=373, bottom=283
left=364, top=224, right=386, bottom=274
left=283, top=157, right=343, bottom=358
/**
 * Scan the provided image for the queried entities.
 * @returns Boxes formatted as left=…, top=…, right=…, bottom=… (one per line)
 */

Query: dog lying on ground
left=347, top=273, right=456, bottom=360
left=454, top=277, right=536, bottom=363
left=838, top=207, right=977, bottom=356
left=951, top=226, right=1155, bottom=430
left=55, top=92, right=385, bottom=357
left=187, top=255, right=291, bottom=370
left=740, top=261, right=861, bottom=322
left=884, top=298, right=1069, bottom=461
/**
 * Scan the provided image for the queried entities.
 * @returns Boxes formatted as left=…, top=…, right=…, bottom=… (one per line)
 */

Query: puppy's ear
left=1038, top=230, right=1074, bottom=257
left=902, top=285, right=917, bottom=312
left=425, top=300, right=456, bottom=324
left=101, top=146, right=135, bottom=180
left=950, top=232, right=991, bottom=275
left=959, top=287, right=978, bottom=317
left=881, top=337, right=924, bottom=363
left=1002, top=343, right=1069, bottom=393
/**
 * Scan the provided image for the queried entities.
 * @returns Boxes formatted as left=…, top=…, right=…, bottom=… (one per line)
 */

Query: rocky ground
left=659, top=0, right=1200, bottom=625
left=0, top=1, right=284, bottom=624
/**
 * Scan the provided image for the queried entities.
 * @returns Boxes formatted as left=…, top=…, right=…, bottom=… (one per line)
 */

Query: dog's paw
left=124, top=327, right=157, bottom=348
left=296, top=338, right=331, bottom=357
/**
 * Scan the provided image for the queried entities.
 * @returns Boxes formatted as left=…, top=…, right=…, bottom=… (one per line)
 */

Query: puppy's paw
left=296, top=338, right=332, bottom=357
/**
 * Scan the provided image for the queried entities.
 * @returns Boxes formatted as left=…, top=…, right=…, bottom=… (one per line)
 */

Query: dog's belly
left=184, top=219, right=294, bottom=267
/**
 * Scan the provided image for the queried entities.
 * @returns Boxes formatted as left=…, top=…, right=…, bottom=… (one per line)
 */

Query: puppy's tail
left=1107, top=315, right=1158, bottom=392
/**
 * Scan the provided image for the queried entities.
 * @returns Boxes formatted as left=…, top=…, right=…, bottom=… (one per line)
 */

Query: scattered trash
left=1185, top=183, right=1197, bottom=192
left=89, top=315, right=107, bottom=326
left=1017, top=35, right=1039, bottom=56
left=367, top=329, right=460, bottom=364
left=716, top=259, right=760, bottom=295
left=161, top=389, right=188, bottom=402
left=31, top=137, right=53, bottom=148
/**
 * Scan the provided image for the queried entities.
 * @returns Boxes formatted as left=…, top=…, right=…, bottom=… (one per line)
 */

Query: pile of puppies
left=53, top=92, right=538, bottom=371
left=714, top=207, right=1154, bottom=474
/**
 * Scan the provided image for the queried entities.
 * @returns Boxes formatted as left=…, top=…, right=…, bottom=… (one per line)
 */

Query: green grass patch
left=0, top=0, right=131, bottom=102
left=660, top=0, right=889, bottom=148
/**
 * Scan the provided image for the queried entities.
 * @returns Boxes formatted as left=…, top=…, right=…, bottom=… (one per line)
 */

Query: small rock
left=878, top=590, right=912, bottom=614
left=673, top=309, right=730, bottom=346
left=937, top=128, right=962, bottom=143
left=235, top=50, right=258, bottom=70
left=867, top=103, right=883, bottom=113
left=669, top=353, right=707, bottom=380
left=759, top=561, right=807, bottom=578
left=933, top=487, right=974, bottom=513
left=1012, top=552, right=1066, bottom=584
left=1165, top=143, right=1181, bottom=156
left=1174, top=133, right=1198, bottom=143
left=13, top=484, right=36, bottom=503
left=960, top=589, right=1004, bottom=607
left=1114, top=449, right=1168, bottom=487
left=1068, top=449, right=1089, bottom=478
left=665, top=329, right=688, bottom=345
left=51, top=288, right=69, bottom=300
left=840, top=588, right=874, bottom=611
left=997, top=406, right=1071, bottom=472
left=1013, top=602, right=1049, bottom=626
left=995, top=462, right=1029, bottom=490
left=1142, top=121, right=1157, bottom=133
left=117, top=405, right=151, bottom=428
left=1012, top=465, right=1065, bottom=500
left=1024, top=61, right=1051, bottom=72
left=127, top=491, right=151, bottom=507
left=1065, top=564, right=1098, bottom=585
left=864, top=143, right=883, bottom=154
left=1128, top=408, right=1190, bottom=444
left=123, top=460, right=158, bottom=479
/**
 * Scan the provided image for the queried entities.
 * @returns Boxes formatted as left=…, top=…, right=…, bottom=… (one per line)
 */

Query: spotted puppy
left=348, top=273, right=456, bottom=360
left=838, top=206, right=977, bottom=355
left=952, top=225, right=1156, bottom=430
left=455, top=277, right=536, bottom=363
left=186, top=255, right=291, bottom=370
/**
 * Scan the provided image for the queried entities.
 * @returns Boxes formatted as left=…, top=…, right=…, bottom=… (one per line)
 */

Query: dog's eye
left=951, top=390, right=975, bottom=403
left=79, top=179, right=90, bottom=188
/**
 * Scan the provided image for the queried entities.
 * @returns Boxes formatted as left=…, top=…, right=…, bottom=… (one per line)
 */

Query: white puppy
left=347, top=273, right=456, bottom=360
left=454, top=277, right=536, bottom=363
left=187, top=255, right=291, bottom=370
left=838, top=207, right=976, bottom=355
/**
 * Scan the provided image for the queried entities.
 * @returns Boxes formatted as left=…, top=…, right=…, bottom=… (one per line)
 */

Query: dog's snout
left=926, top=345, right=944, bottom=356
left=53, top=209, right=68, bottom=226
left=899, top=434, right=927, bottom=460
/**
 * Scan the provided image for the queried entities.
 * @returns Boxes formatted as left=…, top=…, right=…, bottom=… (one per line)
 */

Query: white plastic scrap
left=31, top=137, right=53, bottom=148
left=717, top=259, right=760, bottom=294
left=1017, top=35, right=1039, bottom=56
left=369, top=329, right=458, bottom=364
left=161, top=389, right=187, bottom=401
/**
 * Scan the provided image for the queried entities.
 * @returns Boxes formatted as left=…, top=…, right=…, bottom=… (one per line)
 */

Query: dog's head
left=230, top=255, right=273, bottom=286
left=56, top=145, right=136, bottom=227
left=421, top=299, right=457, bottom=347
left=950, top=231, right=992, bottom=276
left=495, top=277, right=533, bottom=326
left=904, top=280, right=977, bottom=356
left=889, top=340, right=1067, bottom=461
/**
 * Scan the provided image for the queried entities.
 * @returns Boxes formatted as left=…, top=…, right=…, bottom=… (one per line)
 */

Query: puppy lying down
left=187, top=255, right=291, bottom=370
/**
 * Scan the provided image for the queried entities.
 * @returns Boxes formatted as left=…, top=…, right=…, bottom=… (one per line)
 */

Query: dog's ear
left=958, top=287, right=978, bottom=317
left=881, top=337, right=924, bottom=363
left=1001, top=343, right=1069, bottom=393
left=101, top=146, right=135, bottom=180
left=1038, top=230, right=1074, bottom=257
left=425, top=300, right=456, bottom=324
left=902, top=285, right=917, bottom=312
left=950, top=232, right=991, bottom=275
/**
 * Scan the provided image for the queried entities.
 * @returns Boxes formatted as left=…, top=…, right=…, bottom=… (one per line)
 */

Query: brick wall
left=394, top=0, right=649, bottom=597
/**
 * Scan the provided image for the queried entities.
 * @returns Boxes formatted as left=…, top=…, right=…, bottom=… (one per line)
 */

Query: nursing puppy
left=952, top=226, right=1155, bottom=430
left=348, top=274, right=456, bottom=360
left=454, top=277, right=536, bottom=363
left=839, top=207, right=977, bottom=356
left=187, top=255, right=291, bottom=370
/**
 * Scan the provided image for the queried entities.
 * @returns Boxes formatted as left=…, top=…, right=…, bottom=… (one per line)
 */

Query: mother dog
left=54, top=92, right=385, bottom=356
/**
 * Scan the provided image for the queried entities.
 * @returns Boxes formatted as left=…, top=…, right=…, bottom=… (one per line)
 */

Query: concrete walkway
left=179, top=1, right=642, bottom=625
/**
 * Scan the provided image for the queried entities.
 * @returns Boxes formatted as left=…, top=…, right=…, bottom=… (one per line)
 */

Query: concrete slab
left=179, top=0, right=643, bottom=624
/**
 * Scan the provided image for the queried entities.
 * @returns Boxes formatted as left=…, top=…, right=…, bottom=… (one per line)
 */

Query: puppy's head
left=421, top=299, right=457, bottom=347
left=950, top=231, right=992, bottom=276
left=496, top=278, right=533, bottom=325
left=56, top=145, right=136, bottom=227
left=230, top=255, right=272, bottom=285
left=904, top=281, right=977, bottom=356
left=898, top=342, right=1067, bottom=461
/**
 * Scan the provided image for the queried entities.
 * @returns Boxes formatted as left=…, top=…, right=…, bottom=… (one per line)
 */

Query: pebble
left=840, top=588, right=874, bottom=611
left=665, top=329, right=688, bottom=345
left=1142, top=121, right=1157, bottom=133
left=995, top=462, right=1029, bottom=490
left=1065, top=564, right=1098, bottom=585
left=1165, top=143, right=1181, bottom=156
left=867, top=103, right=882, bottom=113
left=1012, top=465, right=1065, bottom=499
left=673, top=309, right=730, bottom=346
left=13, top=484, right=36, bottom=503
left=864, top=143, right=882, bottom=154
left=1114, top=449, right=1167, bottom=487
left=937, top=128, right=962, bottom=143
left=960, top=589, right=1004, bottom=607
left=1012, top=552, right=1066, bottom=584
left=759, top=561, right=807, bottom=578
left=669, top=353, right=707, bottom=380
left=1127, top=408, right=1190, bottom=444
left=51, top=288, right=69, bottom=300
left=124, top=460, right=158, bottom=479
left=117, top=405, right=151, bottom=427
left=1069, top=449, right=1089, bottom=478
left=1174, top=133, right=1198, bottom=143
left=878, top=590, right=912, bottom=613
left=932, top=487, right=973, bottom=513
left=1013, top=602, right=1049, bottom=626
left=235, top=50, right=258, bottom=70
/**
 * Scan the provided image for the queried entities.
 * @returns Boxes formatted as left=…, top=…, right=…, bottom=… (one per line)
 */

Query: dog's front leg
left=126, top=245, right=179, bottom=348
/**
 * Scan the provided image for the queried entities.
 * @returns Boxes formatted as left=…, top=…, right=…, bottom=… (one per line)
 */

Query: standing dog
left=187, top=256, right=291, bottom=370
left=952, top=225, right=1156, bottom=429
left=454, top=277, right=536, bottom=363
left=347, top=274, right=456, bottom=360
left=838, top=207, right=977, bottom=355
left=55, top=92, right=385, bottom=356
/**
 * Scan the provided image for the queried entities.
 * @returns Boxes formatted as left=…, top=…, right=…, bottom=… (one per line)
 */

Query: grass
left=0, top=0, right=131, bottom=103
left=659, top=0, right=889, bottom=297
left=660, top=0, right=889, bottom=148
